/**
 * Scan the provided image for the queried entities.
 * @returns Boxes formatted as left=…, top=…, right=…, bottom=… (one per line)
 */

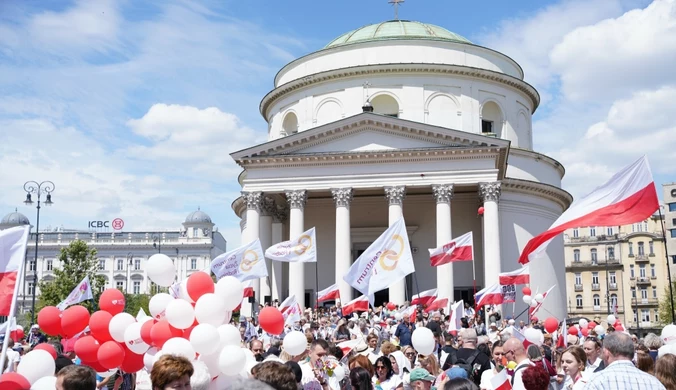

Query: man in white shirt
left=503, top=337, right=534, bottom=390
left=3, top=339, right=20, bottom=373
left=583, top=337, right=605, bottom=373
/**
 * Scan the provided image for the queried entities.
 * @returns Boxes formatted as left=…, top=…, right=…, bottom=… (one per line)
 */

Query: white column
left=270, top=212, right=285, bottom=302
left=259, top=197, right=275, bottom=302
left=384, top=186, right=406, bottom=305
left=433, top=184, right=454, bottom=302
left=286, top=190, right=307, bottom=309
left=479, top=182, right=502, bottom=289
left=332, top=188, right=353, bottom=304
left=242, top=191, right=263, bottom=315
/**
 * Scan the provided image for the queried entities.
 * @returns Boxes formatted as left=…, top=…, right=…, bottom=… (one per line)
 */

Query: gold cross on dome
left=389, top=0, right=404, bottom=20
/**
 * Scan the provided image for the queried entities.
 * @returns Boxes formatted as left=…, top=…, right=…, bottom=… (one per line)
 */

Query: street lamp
left=23, top=180, right=55, bottom=325
left=127, top=252, right=133, bottom=294
left=152, top=234, right=161, bottom=253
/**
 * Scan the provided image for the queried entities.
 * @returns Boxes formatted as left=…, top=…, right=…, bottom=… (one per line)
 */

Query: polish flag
left=337, top=338, right=362, bottom=355
left=243, top=281, right=254, bottom=298
left=499, top=266, right=530, bottom=285
left=317, top=284, right=340, bottom=303
left=490, top=368, right=513, bottom=390
left=279, top=295, right=297, bottom=313
left=0, top=226, right=30, bottom=316
left=447, top=300, right=464, bottom=331
left=411, top=288, right=437, bottom=306
left=429, top=232, right=473, bottom=266
left=518, top=156, right=659, bottom=265
left=424, top=297, right=449, bottom=313
left=342, top=295, right=369, bottom=316
left=475, top=284, right=504, bottom=307
left=529, top=285, right=555, bottom=318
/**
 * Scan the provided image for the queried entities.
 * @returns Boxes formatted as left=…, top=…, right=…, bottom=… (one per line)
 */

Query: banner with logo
left=501, top=284, right=516, bottom=304
left=57, top=276, right=94, bottom=311
left=211, top=239, right=268, bottom=282
left=343, top=218, right=415, bottom=304
left=265, top=227, right=317, bottom=263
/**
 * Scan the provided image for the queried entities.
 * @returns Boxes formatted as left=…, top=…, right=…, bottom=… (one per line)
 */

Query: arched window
left=591, top=249, right=598, bottom=264
left=593, top=294, right=601, bottom=309
left=481, top=101, right=502, bottom=135
left=607, top=246, right=615, bottom=260
left=610, top=294, right=618, bottom=309
left=371, top=95, right=399, bottom=117
left=576, top=295, right=583, bottom=308
left=427, top=95, right=460, bottom=129
left=282, top=112, right=298, bottom=135
left=573, top=249, right=580, bottom=262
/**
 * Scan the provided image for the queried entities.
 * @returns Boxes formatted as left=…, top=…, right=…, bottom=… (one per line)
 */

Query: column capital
left=479, top=182, right=502, bottom=203
left=241, top=191, right=263, bottom=211
left=273, top=205, right=288, bottom=223
left=331, top=188, right=354, bottom=208
left=432, top=184, right=454, bottom=204
left=285, top=190, right=308, bottom=210
left=262, top=196, right=277, bottom=216
left=384, top=186, right=406, bottom=206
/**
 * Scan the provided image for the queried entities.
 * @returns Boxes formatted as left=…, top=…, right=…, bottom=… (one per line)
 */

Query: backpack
left=449, top=349, right=481, bottom=385
left=510, top=364, right=529, bottom=386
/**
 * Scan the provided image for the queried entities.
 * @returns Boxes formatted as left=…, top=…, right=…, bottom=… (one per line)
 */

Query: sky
left=1, top=0, right=674, bottom=249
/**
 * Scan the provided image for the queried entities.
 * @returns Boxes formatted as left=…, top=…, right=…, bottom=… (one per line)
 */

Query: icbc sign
left=88, top=218, right=125, bottom=230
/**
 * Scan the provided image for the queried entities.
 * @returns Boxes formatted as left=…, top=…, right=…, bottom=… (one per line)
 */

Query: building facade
left=563, top=216, right=669, bottom=337
left=230, top=20, right=572, bottom=319
left=663, top=183, right=676, bottom=278
left=0, top=209, right=227, bottom=316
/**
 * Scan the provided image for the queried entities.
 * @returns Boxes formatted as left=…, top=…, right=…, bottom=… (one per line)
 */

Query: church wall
left=506, top=150, right=564, bottom=188
left=275, top=41, right=523, bottom=86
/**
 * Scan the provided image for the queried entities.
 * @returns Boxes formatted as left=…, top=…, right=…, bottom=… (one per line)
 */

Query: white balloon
left=333, top=365, right=346, bottom=382
left=218, top=324, right=242, bottom=348
left=153, top=350, right=167, bottom=365
left=534, top=293, right=544, bottom=303
left=209, top=374, right=236, bottom=390
left=16, top=325, right=24, bottom=331
left=17, top=350, right=55, bottom=385
left=31, top=375, right=57, bottom=390
left=522, top=295, right=532, bottom=305
left=283, top=330, right=307, bottom=356
left=165, top=299, right=195, bottom=329
left=179, top=279, right=194, bottom=303
left=594, top=325, right=606, bottom=336
left=144, top=348, right=159, bottom=371
left=607, top=315, right=617, bottom=326
left=394, top=313, right=402, bottom=321
left=412, top=327, right=435, bottom=355
left=199, top=350, right=222, bottom=379
left=219, top=345, right=246, bottom=376
left=190, top=324, right=220, bottom=356
left=163, top=337, right=196, bottom=360
left=530, top=299, right=538, bottom=307
left=658, top=344, right=676, bottom=358
left=195, top=293, right=228, bottom=326
left=661, top=324, right=676, bottom=345
left=124, top=322, right=150, bottom=354
left=242, top=348, right=256, bottom=363
left=579, top=319, right=588, bottom=329
left=215, top=276, right=244, bottom=311
left=149, top=293, right=174, bottom=320
left=147, top=253, right=177, bottom=287
left=109, top=312, right=136, bottom=343
left=524, top=328, right=543, bottom=346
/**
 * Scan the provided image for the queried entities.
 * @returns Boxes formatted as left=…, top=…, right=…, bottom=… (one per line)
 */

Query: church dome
left=184, top=209, right=212, bottom=224
left=1, top=210, right=30, bottom=226
left=325, top=20, right=471, bottom=49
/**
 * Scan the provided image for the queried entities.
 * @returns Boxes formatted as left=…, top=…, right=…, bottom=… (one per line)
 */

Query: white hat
left=354, top=342, right=370, bottom=356
left=31, top=324, right=39, bottom=330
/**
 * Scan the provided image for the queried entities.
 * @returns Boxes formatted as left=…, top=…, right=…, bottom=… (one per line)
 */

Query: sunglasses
left=376, top=366, right=387, bottom=370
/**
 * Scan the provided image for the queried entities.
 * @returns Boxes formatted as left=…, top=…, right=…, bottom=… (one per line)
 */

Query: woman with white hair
left=643, top=333, right=663, bottom=361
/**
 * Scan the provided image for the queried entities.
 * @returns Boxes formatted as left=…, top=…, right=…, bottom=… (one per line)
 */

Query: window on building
left=629, top=242, right=634, bottom=256
left=639, top=264, right=646, bottom=278
left=190, top=258, right=197, bottom=270
left=632, top=224, right=636, bottom=233
left=607, top=227, right=614, bottom=235
left=98, top=259, right=105, bottom=270
left=610, top=294, right=618, bottom=309
left=669, top=203, right=676, bottom=212
left=193, top=229, right=198, bottom=238
left=573, top=249, right=581, bottom=262
left=651, top=264, right=656, bottom=278
left=630, top=264, right=635, bottom=278
left=609, top=272, right=616, bottom=284
left=46, top=259, right=53, bottom=271
left=649, top=241, right=654, bottom=255
left=481, top=120, right=494, bottom=134
left=29, top=259, right=36, bottom=271
left=634, top=311, right=638, bottom=323
left=573, top=229, right=579, bottom=238
left=644, top=221, right=649, bottom=232
left=641, top=288, right=648, bottom=299
left=607, top=246, right=615, bottom=260
left=117, top=259, right=123, bottom=271
left=656, top=313, right=660, bottom=323
left=593, top=294, right=600, bottom=308
left=671, top=229, right=676, bottom=238
left=575, top=273, right=582, bottom=285
left=642, top=310, right=650, bottom=322
left=576, top=295, right=583, bottom=308
left=653, top=286, right=657, bottom=298
left=672, top=255, right=676, bottom=264
left=632, top=287, right=636, bottom=298
left=133, top=281, right=140, bottom=295
left=638, top=242, right=645, bottom=256
left=116, top=281, right=124, bottom=291
left=134, top=259, right=141, bottom=270
left=673, top=218, right=676, bottom=226
left=28, top=281, right=35, bottom=295
left=590, top=227, right=596, bottom=237
left=591, top=249, right=598, bottom=264
left=592, top=272, right=599, bottom=285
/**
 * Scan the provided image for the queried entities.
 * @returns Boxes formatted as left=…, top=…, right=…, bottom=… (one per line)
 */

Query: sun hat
left=409, top=368, right=436, bottom=383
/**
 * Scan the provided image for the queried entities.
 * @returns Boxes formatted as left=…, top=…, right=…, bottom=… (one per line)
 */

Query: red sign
left=112, top=218, right=124, bottom=230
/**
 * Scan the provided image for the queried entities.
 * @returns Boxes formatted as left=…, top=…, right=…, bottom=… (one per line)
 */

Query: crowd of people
left=8, top=300, right=676, bottom=390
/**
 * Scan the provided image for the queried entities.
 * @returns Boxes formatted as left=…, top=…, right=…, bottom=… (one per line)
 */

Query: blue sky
left=1, top=0, right=674, bottom=247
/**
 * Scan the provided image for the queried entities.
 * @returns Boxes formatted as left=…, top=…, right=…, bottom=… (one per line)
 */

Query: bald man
left=503, top=337, right=534, bottom=389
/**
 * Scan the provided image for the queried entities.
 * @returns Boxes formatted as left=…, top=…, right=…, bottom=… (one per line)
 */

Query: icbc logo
left=112, top=218, right=124, bottom=230
left=88, top=218, right=125, bottom=230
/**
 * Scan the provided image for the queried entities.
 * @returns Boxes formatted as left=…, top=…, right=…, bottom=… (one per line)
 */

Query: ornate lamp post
left=23, top=180, right=55, bottom=324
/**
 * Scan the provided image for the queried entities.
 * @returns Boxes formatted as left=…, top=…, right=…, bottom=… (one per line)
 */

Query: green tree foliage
left=658, top=281, right=676, bottom=325
left=123, top=293, right=150, bottom=317
left=37, top=240, right=106, bottom=313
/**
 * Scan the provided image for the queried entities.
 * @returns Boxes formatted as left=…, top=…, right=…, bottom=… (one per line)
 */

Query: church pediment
left=231, top=113, right=509, bottom=162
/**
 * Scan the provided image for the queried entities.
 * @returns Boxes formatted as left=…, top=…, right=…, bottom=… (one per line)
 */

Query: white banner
left=265, top=227, right=317, bottom=263
left=211, top=239, right=268, bottom=282
left=501, top=284, right=516, bottom=304
left=57, top=276, right=94, bottom=311
left=343, top=218, right=415, bottom=304
left=448, top=300, right=464, bottom=331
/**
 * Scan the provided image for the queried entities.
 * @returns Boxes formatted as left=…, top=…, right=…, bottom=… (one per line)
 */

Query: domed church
left=231, top=19, right=571, bottom=319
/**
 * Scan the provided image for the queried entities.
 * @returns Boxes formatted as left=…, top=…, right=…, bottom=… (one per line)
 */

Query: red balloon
left=98, top=341, right=125, bottom=369
left=81, top=359, right=109, bottom=373
left=33, top=343, right=57, bottom=360
left=140, top=320, right=155, bottom=345
left=15, top=329, right=24, bottom=340
left=90, top=311, right=113, bottom=342
left=186, top=272, right=215, bottom=301
left=258, top=307, right=284, bottom=335
left=75, top=336, right=100, bottom=362
left=543, top=317, right=559, bottom=334
left=150, top=320, right=182, bottom=349
left=387, top=302, right=396, bottom=311
left=522, top=287, right=532, bottom=296
left=568, top=326, right=578, bottom=335
left=99, top=289, right=126, bottom=315
left=37, top=306, right=62, bottom=336
left=588, top=321, right=597, bottom=330
left=478, top=206, right=485, bottom=215
left=183, top=325, right=196, bottom=340
left=581, top=328, right=589, bottom=337
left=120, top=345, right=145, bottom=372
left=61, top=305, right=90, bottom=338
left=0, top=372, right=31, bottom=390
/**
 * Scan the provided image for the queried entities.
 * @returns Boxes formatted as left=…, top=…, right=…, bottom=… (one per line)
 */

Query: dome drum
left=0, top=211, right=30, bottom=226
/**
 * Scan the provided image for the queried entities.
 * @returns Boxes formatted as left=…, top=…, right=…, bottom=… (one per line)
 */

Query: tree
left=37, top=240, right=106, bottom=313
left=658, top=280, right=676, bottom=325
left=124, top=293, right=150, bottom=317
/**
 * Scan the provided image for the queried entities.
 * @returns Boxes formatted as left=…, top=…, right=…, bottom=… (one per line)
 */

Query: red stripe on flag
left=0, top=271, right=18, bottom=316
left=317, top=290, right=340, bottom=303
left=430, top=246, right=473, bottom=266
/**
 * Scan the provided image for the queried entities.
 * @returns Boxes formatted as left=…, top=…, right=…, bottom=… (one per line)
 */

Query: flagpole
left=0, top=230, right=28, bottom=372
left=314, top=261, right=320, bottom=320
left=472, top=258, right=477, bottom=313
left=658, top=207, right=676, bottom=324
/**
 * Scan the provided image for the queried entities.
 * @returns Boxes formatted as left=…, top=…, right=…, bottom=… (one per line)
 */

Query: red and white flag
left=396, top=305, right=417, bottom=323
left=490, top=368, right=513, bottom=390
left=0, top=226, right=30, bottom=316
left=519, top=156, right=659, bottom=264
left=243, top=280, right=254, bottom=298
left=424, top=297, right=449, bottom=313
left=279, top=295, right=302, bottom=324
left=429, top=232, right=473, bottom=266
left=475, top=284, right=504, bottom=307
left=337, top=338, right=362, bottom=355
left=529, top=285, right=555, bottom=318
left=342, top=295, right=369, bottom=316
left=317, top=284, right=340, bottom=303
left=499, top=265, right=530, bottom=285
left=447, top=300, right=464, bottom=331
left=411, top=288, right=437, bottom=306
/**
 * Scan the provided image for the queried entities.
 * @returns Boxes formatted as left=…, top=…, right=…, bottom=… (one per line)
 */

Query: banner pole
left=314, top=262, right=320, bottom=320
left=472, top=258, right=477, bottom=314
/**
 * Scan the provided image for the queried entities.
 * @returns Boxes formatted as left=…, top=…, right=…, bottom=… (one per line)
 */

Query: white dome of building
left=184, top=208, right=212, bottom=224
left=0, top=209, right=30, bottom=229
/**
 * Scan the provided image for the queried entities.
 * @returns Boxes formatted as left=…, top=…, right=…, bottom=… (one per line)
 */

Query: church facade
left=230, top=21, right=572, bottom=319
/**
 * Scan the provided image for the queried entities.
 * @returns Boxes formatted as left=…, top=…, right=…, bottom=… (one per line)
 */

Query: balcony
left=593, top=305, right=601, bottom=311
left=635, top=255, right=650, bottom=263
left=567, top=234, right=620, bottom=243
left=636, top=277, right=651, bottom=285
left=592, top=283, right=601, bottom=291
left=574, top=284, right=584, bottom=292
left=609, top=283, right=618, bottom=291
left=635, top=298, right=659, bottom=306
left=566, top=258, right=622, bottom=271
